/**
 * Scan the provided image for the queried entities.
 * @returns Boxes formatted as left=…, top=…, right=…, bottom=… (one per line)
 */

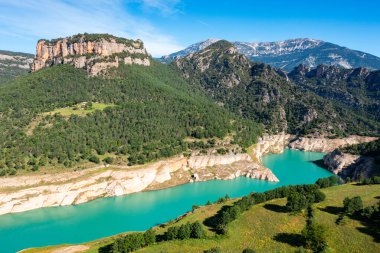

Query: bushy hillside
left=0, top=50, right=33, bottom=85
left=340, top=139, right=380, bottom=163
left=0, top=62, right=262, bottom=176
left=174, top=41, right=379, bottom=136
left=289, top=64, right=380, bottom=121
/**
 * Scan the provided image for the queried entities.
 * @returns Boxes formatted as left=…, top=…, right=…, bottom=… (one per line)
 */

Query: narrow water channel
left=0, top=149, right=331, bottom=253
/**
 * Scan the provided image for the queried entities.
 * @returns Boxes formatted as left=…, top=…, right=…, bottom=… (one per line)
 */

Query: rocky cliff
left=323, top=150, right=376, bottom=180
left=0, top=153, right=277, bottom=215
left=31, top=34, right=150, bottom=75
left=288, top=136, right=377, bottom=152
left=250, top=133, right=294, bottom=161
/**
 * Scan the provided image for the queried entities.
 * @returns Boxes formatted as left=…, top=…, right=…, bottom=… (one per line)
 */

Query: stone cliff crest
left=31, top=33, right=150, bottom=75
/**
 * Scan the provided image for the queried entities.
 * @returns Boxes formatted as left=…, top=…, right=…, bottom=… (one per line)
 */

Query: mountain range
left=162, top=38, right=380, bottom=71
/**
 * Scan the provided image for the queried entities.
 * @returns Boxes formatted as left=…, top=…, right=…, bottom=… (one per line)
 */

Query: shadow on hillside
left=98, top=244, right=113, bottom=253
left=203, top=205, right=231, bottom=232
left=273, top=233, right=303, bottom=247
left=263, top=203, right=288, bottom=213
left=374, top=196, right=380, bottom=199
left=318, top=205, right=343, bottom=215
left=352, top=213, right=380, bottom=243
left=356, top=223, right=380, bottom=243
left=320, top=205, right=380, bottom=243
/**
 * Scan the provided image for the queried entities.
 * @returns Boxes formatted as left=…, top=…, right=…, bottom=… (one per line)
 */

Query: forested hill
left=174, top=40, right=379, bottom=136
left=289, top=64, right=380, bottom=122
left=0, top=61, right=262, bottom=176
left=0, top=50, right=33, bottom=86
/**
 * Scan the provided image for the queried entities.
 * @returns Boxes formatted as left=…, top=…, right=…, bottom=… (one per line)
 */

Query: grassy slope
left=136, top=184, right=380, bottom=253
left=26, top=184, right=380, bottom=253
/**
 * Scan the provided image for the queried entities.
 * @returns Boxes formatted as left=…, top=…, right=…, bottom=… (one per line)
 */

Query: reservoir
left=0, top=149, right=332, bottom=253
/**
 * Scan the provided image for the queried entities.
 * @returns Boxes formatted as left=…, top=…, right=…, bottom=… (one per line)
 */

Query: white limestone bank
left=323, top=150, right=377, bottom=180
left=0, top=134, right=375, bottom=215
left=0, top=153, right=277, bottom=215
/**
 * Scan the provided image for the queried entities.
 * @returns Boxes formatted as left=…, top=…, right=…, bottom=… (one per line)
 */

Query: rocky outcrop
left=31, top=34, right=150, bottom=75
left=250, top=133, right=293, bottom=161
left=0, top=153, right=277, bottom=215
left=323, top=150, right=376, bottom=180
left=188, top=154, right=278, bottom=182
left=188, top=154, right=251, bottom=169
left=288, top=136, right=377, bottom=153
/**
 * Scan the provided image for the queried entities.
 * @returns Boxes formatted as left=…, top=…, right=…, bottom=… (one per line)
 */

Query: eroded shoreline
left=0, top=134, right=376, bottom=215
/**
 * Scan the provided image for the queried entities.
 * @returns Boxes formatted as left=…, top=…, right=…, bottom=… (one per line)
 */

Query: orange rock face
left=31, top=34, right=150, bottom=75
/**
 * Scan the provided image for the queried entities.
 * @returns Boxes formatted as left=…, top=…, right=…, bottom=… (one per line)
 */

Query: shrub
left=110, top=229, right=156, bottom=252
left=143, top=229, right=156, bottom=246
left=313, top=190, right=326, bottom=203
left=164, top=221, right=206, bottom=241
left=103, top=157, right=114, bottom=164
left=316, top=176, right=338, bottom=188
left=8, top=168, right=16, bottom=175
left=177, top=223, right=191, bottom=240
left=204, top=247, right=221, bottom=253
left=343, top=196, right=363, bottom=215
left=190, top=222, right=205, bottom=239
left=286, top=192, right=308, bottom=212
left=361, top=176, right=380, bottom=185
left=242, top=248, right=255, bottom=253
left=302, top=223, right=328, bottom=252
left=31, top=165, right=39, bottom=171
left=88, top=155, right=100, bottom=164
left=216, top=148, right=227, bottom=155
left=165, top=226, right=178, bottom=240
left=301, top=207, right=328, bottom=253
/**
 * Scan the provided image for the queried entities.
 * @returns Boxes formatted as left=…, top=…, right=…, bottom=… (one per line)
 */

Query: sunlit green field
left=42, top=102, right=114, bottom=117
left=135, top=184, right=380, bottom=253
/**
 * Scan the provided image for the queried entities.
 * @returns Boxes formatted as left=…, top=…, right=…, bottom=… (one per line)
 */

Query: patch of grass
left=42, top=102, right=115, bottom=117
left=246, top=143, right=259, bottom=161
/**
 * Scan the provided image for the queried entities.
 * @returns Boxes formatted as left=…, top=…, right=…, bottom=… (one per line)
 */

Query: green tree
left=301, top=206, right=328, bottom=253
left=177, top=223, right=191, bottom=240
left=89, top=155, right=100, bottom=164
left=143, top=229, right=156, bottom=246
left=286, top=192, right=308, bottom=212
left=103, top=157, right=114, bottom=164
left=190, top=222, right=205, bottom=239
left=343, top=196, right=363, bottom=215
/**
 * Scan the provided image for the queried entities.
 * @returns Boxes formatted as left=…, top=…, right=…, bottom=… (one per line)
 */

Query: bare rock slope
left=323, top=150, right=377, bottom=180
left=0, top=153, right=277, bottom=215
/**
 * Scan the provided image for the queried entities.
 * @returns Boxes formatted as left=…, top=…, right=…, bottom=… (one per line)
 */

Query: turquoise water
left=0, top=149, right=331, bottom=253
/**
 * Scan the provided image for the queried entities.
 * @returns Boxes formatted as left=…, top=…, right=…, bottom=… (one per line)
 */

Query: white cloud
left=0, top=0, right=183, bottom=56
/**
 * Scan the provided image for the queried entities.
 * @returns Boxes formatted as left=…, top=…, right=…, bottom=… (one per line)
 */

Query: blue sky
left=0, top=0, right=379, bottom=57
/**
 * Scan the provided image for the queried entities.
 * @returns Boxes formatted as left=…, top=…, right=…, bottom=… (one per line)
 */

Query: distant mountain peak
left=161, top=38, right=380, bottom=71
